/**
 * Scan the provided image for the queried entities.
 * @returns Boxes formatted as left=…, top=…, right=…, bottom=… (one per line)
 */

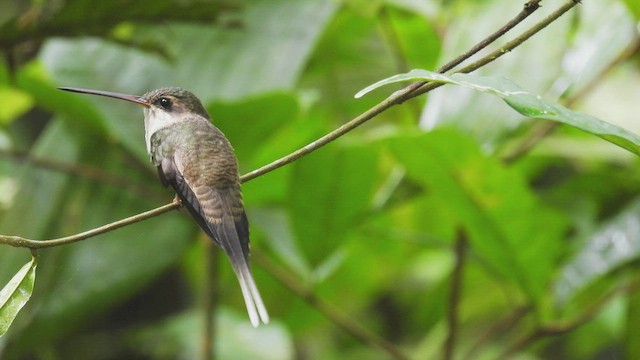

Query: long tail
left=233, top=260, right=270, bottom=327
left=217, top=200, right=269, bottom=327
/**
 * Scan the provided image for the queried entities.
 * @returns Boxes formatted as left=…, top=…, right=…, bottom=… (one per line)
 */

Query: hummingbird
left=59, top=86, right=269, bottom=327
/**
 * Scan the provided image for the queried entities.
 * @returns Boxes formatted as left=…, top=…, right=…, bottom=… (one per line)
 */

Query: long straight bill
left=59, top=87, right=150, bottom=107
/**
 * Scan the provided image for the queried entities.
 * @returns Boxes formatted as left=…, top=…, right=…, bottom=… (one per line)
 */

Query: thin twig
left=242, top=0, right=554, bottom=182
left=457, top=0, right=581, bottom=75
left=462, top=304, right=533, bottom=360
left=409, top=0, right=582, bottom=99
left=0, top=0, right=579, bottom=248
left=0, top=200, right=180, bottom=249
left=378, top=6, right=422, bottom=118
left=252, top=250, right=410, bottom=360
left=500, top=279, right=640, bottom=358
left=439, top=0, right=543, bottom=74
left=0, top=1, right=585, bottom=357
left=502, top=32, right=640, bottom=163
left=443, top=229, right=468, bottom=360
left=0, top=0, right=558, bottom=249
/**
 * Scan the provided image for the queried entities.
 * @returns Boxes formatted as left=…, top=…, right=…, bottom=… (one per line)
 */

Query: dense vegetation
left=1, top=0, right=640, bottom=359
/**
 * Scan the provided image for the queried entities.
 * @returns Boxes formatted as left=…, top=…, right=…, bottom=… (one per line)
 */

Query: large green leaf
left=288, top=144, right=379, bottom=274
left=387, top=129, right=566, bottom=300
left=0, top=86, right=32, bottom=125
left=357, top=70, right=640, bottom=156
left=0, top=256, right=36, bottom=337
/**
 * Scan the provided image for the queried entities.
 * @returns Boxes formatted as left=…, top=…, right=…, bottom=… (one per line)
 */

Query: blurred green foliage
left=1, top=0, right=640, bottom=359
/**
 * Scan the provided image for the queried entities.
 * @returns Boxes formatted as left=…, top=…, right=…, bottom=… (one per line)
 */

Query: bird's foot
left=172, top=195, right=183, bottom=207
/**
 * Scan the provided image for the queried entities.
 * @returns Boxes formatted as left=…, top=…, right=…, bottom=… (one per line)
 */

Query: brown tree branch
left=439, top=0, right=543, bottom=74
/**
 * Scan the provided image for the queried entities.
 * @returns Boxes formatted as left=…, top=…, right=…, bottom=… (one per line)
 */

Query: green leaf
left=357, top=69, right=640, bottom=156
left=251, top=208, right=312, bottom=280
left=622, top=0, right=640, bottom=19
left=289, top=144, right=379, bottom=272
left=209, top=92, right=300, bottom=167
left=0, top=255, right=37, bottom=337
left=410, top=0, right=635, bottom=147
left=0, top=86, right=33, bottom=124
left=626, top=290, right=640, bottom=359
left=387, top=129, right=566, bottom=300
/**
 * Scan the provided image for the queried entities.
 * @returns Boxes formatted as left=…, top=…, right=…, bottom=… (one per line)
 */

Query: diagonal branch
left=242, top=0, right=556, bottom=182
left=0, top=2, right=584, bottom=357
left=0, top=0, right=578, bottom=252
left=409, top=0, right=582, bottom=99
left=0, top=201, right=180, bottom=249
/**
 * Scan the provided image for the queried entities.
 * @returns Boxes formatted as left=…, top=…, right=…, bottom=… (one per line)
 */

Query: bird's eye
left=158, top=97, right=172, bottom=110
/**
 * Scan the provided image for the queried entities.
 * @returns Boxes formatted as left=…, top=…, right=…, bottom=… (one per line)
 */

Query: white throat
left=143, top=107, right=182, bottom=153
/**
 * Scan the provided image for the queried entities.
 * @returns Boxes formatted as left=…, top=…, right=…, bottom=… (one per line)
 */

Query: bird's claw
left=172, top=195, right=183, bottom=207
